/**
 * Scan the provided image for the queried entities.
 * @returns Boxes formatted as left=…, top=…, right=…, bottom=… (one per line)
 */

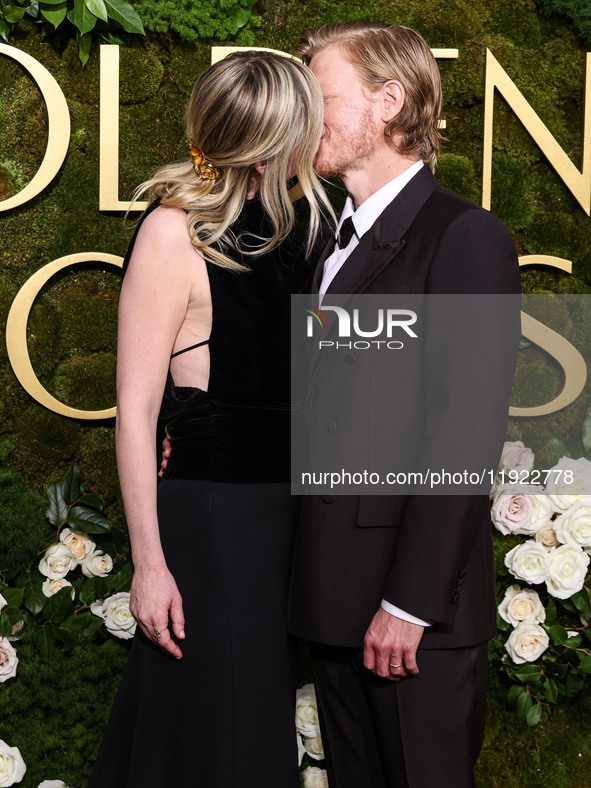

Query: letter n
left=482, top=49, right=591, bottom=215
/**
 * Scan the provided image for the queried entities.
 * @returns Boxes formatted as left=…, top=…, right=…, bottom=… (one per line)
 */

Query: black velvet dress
left=87, top=198, right=309, bottom=788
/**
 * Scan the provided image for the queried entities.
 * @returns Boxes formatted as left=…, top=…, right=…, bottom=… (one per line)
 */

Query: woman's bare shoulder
left=126, top=204, right=205, bottom=283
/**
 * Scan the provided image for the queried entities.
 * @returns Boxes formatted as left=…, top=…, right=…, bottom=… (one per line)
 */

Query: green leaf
left=67, top=504, right=110, bottom=534
left=26, top=2, right=40, bottom=19
left=40, top=1, right=67, bottom=28
left=77, top=30, right=92, bottom=65
left=109, top=561, right=133, bottom=592
left=526, top=703, right=542, bottom=726
left=565, top=672, right=585, bottom=696
left=62, top=466, right=81, bottom=507
left=46, top=481, right=68, bottom=527
left=515, top=664, right=543, bottom=683
left=507, top=684, right=525, bottom=705
left=43, top=586, right=75, bottom=624
left=232, top=5, right=252, bottom=28
left=38, top=0, right=69, bottom=4
left=565, top=632, right=582, bottom=648
left=1, top=587, right=24, bottom=608
left=79, top=493, right=104, bottom=511
left=543, top=679, right=558, bottom=703
left=516, top=691, right=533, bottom=720
left=0, top=613, right=12, bottom=637
left=545, top=603, right=557, bottom=625
left=103, top=0, right=144, bottom=34
left=52, top=626, right=74, bottom=649
left=79, top=577, right=96, bottom=605
left=69, top=0, right=96, bottom=35
left=578, top=652, right=591, bottom=674
left=101, top=30, right=124, bottom=44
left=3, top=5, right=26, bottom=23
left=548, top=437, right=572, bottom=462
left=16, top=573, right=46, bottom=615
left=571, top=587, right=591, bottom=615
left=85, top=0, right=108, bottom=22
left=547, top=623, right=569, bottom=646
left=30, top=625, right=58, bottom=661
left=0, top=18, right=11, bottom=43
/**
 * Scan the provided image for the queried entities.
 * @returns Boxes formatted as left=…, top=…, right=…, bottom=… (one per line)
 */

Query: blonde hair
left=299, top=21, right=443, bottom=167
left=134, top=51, right=334, bottom=270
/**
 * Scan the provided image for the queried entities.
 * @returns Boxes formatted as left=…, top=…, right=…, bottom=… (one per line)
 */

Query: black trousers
left=310, top=641, right=488, bottom=788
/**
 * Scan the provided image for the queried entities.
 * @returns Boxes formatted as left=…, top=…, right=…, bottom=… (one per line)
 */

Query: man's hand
left=158, top=429, right=171, bottom=478
left=130, top=564, right=185, bottom=659
left=363, top=607, right=424, bottom=680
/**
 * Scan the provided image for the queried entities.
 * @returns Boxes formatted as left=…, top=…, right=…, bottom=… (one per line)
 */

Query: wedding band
left=153, top=626, right=161, bottom=640
left=390, top=662, right=402, bottom=668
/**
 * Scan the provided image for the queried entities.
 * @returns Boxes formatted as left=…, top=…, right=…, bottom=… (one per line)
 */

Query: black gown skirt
left=87, top=479, right=300, bottom=788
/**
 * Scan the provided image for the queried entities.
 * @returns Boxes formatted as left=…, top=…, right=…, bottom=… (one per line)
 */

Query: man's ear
left=381, top=80, right=405, bottom=123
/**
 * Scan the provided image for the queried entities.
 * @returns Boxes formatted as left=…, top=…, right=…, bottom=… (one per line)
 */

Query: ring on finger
left=153, top=626, right=161, bottom=640
left=390, top=662, right=402, bottom=668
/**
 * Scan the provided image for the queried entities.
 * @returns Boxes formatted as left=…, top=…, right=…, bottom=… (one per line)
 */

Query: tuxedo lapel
left=324, top=165, right=440, bottom=296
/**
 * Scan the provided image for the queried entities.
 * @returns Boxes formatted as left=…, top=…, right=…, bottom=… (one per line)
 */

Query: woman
left=88, top=51, right=332, bottom=787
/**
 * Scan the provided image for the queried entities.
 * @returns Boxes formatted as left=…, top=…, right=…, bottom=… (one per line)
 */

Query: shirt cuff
left=380, top=599, right=432, bottom=627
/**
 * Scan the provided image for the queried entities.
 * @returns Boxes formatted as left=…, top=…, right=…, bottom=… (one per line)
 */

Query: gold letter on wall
left=482, top=49, right=591, bottom=215
left=99, top=45, right=148, bottom=212
left=6, top=253, right=123, bottom=420
left=0, top=44, right=70, bottom=212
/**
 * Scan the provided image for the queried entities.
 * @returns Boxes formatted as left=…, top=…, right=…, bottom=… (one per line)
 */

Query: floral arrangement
left=0, top=466, right=134, bottom=785
left=491, top=440, right=591, bottom=725
left=296, top=684, right=328, bottom=787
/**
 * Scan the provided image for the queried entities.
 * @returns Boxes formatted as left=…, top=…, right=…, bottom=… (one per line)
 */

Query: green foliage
left=129, top=0, right=259, bottom=45
left=0, top=0, right=144, bottom=65
left=538, top=0, right=591, bottom=47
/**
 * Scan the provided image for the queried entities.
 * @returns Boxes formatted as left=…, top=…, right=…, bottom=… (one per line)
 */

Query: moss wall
left=1, top=1, right=591, bottom=785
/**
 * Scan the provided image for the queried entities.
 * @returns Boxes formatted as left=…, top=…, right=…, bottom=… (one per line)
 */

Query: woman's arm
left=116, top=205, right=206, bottom=658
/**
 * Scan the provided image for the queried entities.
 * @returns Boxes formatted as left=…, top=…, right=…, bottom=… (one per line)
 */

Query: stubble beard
left=314, top=107, right=381, bottom=180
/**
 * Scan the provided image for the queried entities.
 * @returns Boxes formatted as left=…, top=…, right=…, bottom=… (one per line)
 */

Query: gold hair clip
left=188, top=141, right=221, bottom=180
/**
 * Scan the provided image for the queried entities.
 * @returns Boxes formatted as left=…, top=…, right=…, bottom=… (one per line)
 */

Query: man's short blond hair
left=299, top=20, right=443, bottom=166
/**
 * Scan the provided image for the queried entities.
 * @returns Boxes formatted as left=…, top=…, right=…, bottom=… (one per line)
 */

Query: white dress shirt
left=320, top=159, right=431, bottom=628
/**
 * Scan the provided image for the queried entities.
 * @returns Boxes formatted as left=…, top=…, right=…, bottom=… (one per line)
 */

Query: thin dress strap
left=170, top=339, right=210, bottom=359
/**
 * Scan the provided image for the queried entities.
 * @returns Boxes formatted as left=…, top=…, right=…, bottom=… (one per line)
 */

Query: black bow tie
left=336, top=216, right=356, bottom=249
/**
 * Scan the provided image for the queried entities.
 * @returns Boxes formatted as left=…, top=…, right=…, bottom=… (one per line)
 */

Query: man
left=288, top=21, right=521, bottom=788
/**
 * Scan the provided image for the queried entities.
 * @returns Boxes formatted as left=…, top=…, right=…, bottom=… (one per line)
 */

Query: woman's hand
left=130, top=564, right=185, bottom=659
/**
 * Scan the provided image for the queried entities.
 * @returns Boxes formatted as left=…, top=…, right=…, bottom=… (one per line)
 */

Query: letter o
left=6, top=253, right=123, bottom=420
left=0, top=44, right=70, bottom=211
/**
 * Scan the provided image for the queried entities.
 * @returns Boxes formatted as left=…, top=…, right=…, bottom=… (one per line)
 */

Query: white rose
left=295, top=684, right=321, bottom=738
left=81, top=550, right=113, bottom=578
left=0, top=594, right=6, bottom=612
left=0, top=740, right=26, bottom=786
left=38, top=544, right=78, bottom=580
left=59, top=528, right=95, bottom=560
left=37, top=781, right=69, bottom=788
left=553, top=502, right=591, bottom=549
left=303, top=735, right=325, bottom=761
left=302, top=767, right=329, bottom=788
left=534, top=522, right=560, bottom=549
left=504, top=622, right=549, bottom=664
left=546, top=544, right=590, bottom=599
left=0, top=639, right=18, bottom=683
left=545, top=457, right=591, bottom=509
left=504, top=541, right=551, bottom=585
left=491, top=487, right=534, bottom=535
left=91, top=592, right=136, bottom=639
left=498, top=585, right=545, bottom=626
left=499, top=441, right=535, bottom=473
left=42, top=578, right=75, bottom=600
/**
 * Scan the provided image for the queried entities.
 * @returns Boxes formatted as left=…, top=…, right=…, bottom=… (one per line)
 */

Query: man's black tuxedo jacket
left=288, top=165, right=522, bottom=650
